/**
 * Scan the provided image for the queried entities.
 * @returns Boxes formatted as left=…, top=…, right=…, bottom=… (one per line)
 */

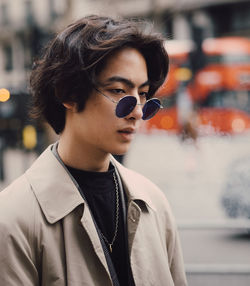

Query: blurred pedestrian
left=0, top=15, right=187, bottom=286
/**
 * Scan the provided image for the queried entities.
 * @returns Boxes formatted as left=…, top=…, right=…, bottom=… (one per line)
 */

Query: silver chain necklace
left=99, top=172, right=119, bottom=253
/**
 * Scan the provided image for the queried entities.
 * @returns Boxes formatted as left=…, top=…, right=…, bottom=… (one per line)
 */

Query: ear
left=63, top=102, right=77, bottom=112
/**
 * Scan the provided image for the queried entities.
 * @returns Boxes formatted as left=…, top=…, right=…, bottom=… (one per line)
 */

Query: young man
left=0, top=15, right=187, bottom=285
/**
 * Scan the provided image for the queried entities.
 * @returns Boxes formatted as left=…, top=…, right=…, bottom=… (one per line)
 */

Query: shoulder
left=0, top=173, right=36, bottom=208
left=0, top=174, right=41, bottom=236
left=126, top=166, right=166, bottom=198
left=115, top=160, right=175, bottom=222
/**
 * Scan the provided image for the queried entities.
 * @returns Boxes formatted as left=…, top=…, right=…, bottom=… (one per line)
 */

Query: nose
left=125, top=96, right=143, bottom=121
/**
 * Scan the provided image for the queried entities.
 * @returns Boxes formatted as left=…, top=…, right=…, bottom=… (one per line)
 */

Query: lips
left=117, top=127, right=136, bottom=134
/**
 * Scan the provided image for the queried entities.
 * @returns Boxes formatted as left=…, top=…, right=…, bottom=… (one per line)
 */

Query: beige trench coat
left=0, top=145, right=187, bottom=286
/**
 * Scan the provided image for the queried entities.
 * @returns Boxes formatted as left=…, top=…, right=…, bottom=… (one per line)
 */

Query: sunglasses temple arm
left=157, top=101, right=163, bottom=109
left=103, top=93, right=117, bottom=103
left=95, top=88, right=118, bottom=104
left=155, top=101, right=163, bottom=109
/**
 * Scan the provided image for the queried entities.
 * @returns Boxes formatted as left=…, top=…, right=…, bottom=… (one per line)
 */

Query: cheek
left=75, top=96, right=118, bottom=136
left=90, top=95, right=115, bottom=117
left=89, top=106, right=117, bottom=135
left=96, top=100, right=117, bottom=123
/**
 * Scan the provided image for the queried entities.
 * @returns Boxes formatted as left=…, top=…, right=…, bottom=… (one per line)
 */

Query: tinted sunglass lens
left=116, top=96, right=137, bottom=118
left=142, top=99, right=161, bottom=120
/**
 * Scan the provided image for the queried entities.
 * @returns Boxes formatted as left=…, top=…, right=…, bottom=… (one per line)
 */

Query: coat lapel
left=25, top=145, right=84, bottom=223
left=25, top=145, right=113, bottom=283
left=62, top=206, right=113, bottom=285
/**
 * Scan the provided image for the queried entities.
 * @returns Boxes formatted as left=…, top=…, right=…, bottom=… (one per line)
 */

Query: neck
left=57, top=135, right=110, bottom=172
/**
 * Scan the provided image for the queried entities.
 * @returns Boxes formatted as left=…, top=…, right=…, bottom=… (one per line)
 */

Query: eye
left=139, top=91, right=148, bottom=97
left=110, top=89, right=126, bottom=95
left=139, top=91, right=149, bottom=102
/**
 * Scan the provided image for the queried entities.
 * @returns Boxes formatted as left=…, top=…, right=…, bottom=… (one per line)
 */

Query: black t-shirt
left=66, top=163, right=134, bottom=286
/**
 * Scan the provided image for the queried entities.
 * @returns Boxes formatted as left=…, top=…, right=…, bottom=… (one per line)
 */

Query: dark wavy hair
left=30, top=15, right=169, bottom=134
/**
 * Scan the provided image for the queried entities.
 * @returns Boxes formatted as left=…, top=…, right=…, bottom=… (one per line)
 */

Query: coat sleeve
left=0, top=182, right=40, bottom=286
left=0, top=219, right=39, bottom=285
left=169, top=227, right=188, bottom=286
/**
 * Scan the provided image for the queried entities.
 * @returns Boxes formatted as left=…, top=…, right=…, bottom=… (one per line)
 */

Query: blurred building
left=68, top=0, right=250, bottom=38
left=0, top=0, right=249, bottom=92
left=0, top=0, right=250, bottom=92
left=0, top=0, right=70, bottom=151
left=0, top=0, right=249, bottom=150
left=0, top=0, right=69, bottom=93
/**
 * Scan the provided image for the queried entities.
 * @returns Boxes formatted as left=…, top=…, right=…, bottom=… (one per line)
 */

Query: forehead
left=97, top=47, right=148, bottom=85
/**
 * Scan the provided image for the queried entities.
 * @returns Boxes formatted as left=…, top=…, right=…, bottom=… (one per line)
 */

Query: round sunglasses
left=95, top=89, right=162, bottom=120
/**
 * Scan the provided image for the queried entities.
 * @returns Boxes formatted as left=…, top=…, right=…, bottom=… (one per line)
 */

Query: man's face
left=64, top=47, right=149, bottom=157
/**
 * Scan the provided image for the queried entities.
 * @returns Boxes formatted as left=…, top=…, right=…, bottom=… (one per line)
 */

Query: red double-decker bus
left=145, top=37, right=250, bottom=136
left=188, top=36, right=250, bottom=135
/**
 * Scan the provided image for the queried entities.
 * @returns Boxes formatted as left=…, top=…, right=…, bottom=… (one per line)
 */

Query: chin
left=110, top=145, right=130, bottom=156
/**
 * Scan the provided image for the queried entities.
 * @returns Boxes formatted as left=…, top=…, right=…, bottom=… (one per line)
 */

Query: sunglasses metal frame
left=95, top=88, right=163, bottom=119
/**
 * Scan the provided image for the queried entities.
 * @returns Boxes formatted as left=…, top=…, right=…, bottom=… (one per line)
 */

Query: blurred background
left=0, top=0, right=250, bottom=285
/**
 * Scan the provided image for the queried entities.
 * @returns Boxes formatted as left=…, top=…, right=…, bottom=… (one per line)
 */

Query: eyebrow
left=102, top=76, right=150, bottom=89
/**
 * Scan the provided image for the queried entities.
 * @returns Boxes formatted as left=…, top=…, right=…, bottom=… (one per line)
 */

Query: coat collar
left=112, top=158, right=156, bottom=212
left=25, top=145, right=84, bottom=224
left=25, top=144, right=156, bottom=224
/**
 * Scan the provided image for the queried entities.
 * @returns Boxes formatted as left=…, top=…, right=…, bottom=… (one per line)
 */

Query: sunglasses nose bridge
left=134, top=93, right=147, bottom=106
left=132, top=101, right=144, bottom=118
left=126, top=96, right=144, bottom=119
